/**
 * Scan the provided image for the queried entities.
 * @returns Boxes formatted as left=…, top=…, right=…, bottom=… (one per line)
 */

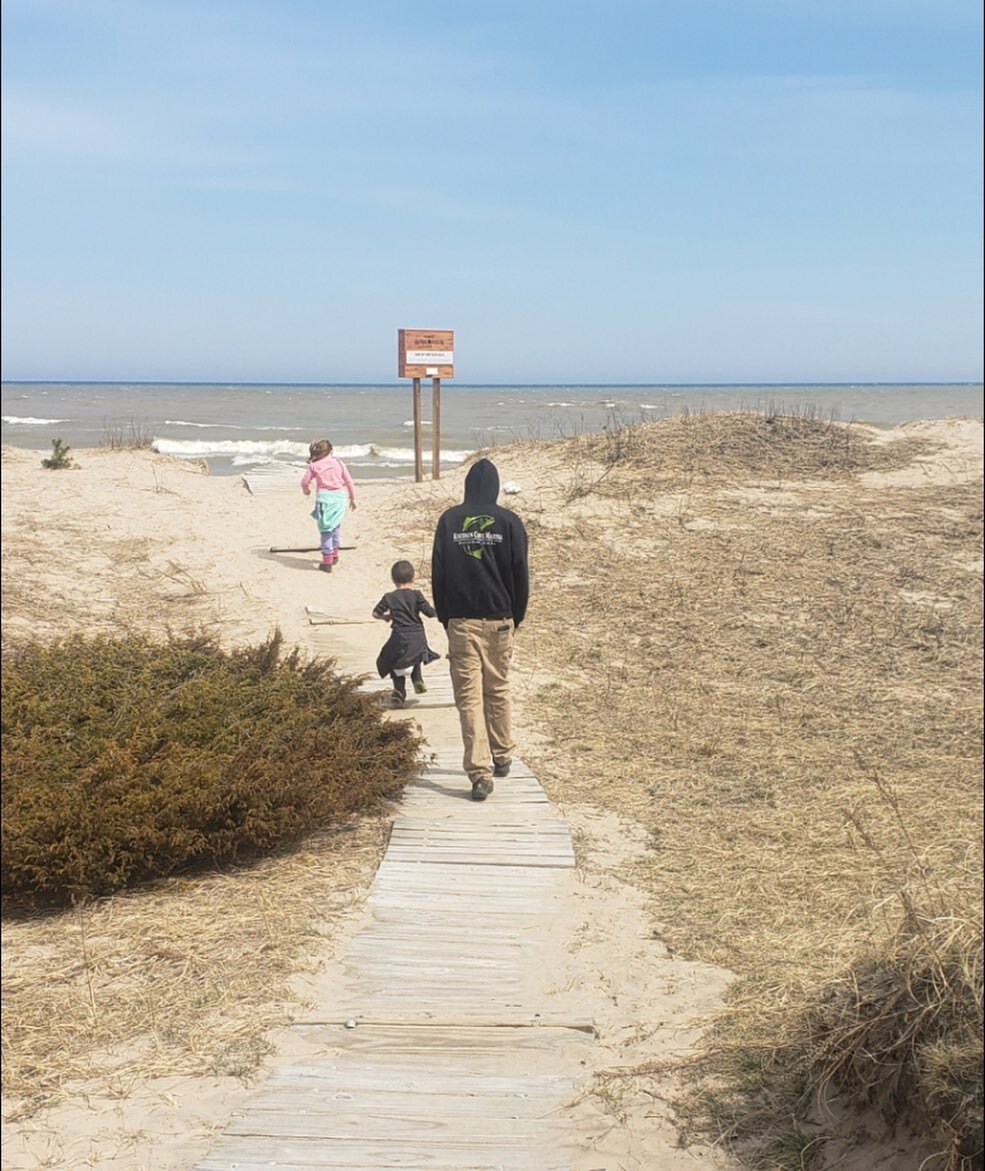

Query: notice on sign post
left=398, top=329, right=454, bottom=379
left=398, top=328, right=453, bottom=482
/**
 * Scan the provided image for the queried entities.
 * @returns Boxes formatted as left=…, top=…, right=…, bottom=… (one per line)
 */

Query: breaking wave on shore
left=150, top=437, right=473, bottom=468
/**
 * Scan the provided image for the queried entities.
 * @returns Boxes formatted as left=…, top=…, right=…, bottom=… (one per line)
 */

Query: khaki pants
left=447, top=618, right=515, bottom=783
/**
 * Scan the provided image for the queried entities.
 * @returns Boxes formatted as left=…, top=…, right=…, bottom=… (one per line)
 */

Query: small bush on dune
left=1, top=631, right=422, bottom=909
left=807, top=907, right=982, bottom=1169
left=40, top=438, right=75, bottom=469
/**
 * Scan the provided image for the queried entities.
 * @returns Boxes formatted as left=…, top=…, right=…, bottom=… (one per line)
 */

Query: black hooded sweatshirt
left=431, top=458, right=529, bottom=627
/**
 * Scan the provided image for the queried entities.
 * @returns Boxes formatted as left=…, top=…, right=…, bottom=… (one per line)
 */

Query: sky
left=1, top=0, right=982, bottom=384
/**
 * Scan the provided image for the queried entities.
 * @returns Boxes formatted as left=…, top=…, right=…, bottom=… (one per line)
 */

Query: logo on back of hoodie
left=454, top=515, right=503, bottom=559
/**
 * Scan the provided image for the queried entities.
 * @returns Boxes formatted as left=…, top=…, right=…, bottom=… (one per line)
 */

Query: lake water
left=2, top=381, right=981, bottom=479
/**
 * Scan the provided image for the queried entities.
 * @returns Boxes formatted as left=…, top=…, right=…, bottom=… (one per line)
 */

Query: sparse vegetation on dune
left=99, top=417, right=156, bottom=450
left=499, top=412, right=983, bottom=1168
left=387, top=412, right=985, bottom=1167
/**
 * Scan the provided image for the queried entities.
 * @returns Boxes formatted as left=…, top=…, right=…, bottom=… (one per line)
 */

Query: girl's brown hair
left=308, top=439, right=333, bottom=461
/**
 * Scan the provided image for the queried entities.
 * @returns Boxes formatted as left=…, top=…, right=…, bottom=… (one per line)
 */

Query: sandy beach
left=2, top=414, right=982, bottom=1170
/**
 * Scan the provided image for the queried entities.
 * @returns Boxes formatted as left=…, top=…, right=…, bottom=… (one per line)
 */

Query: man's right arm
left=510, top=520, right=529, bottom=628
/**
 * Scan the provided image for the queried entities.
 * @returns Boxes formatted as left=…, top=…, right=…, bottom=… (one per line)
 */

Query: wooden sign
left=398, top=328, right=454, bottom=379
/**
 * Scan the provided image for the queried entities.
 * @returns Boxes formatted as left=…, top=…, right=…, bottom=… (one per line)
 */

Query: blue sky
left=2, top=0, right=982, bottom=383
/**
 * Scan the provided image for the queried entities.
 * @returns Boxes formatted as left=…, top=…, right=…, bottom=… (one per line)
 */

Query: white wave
left=349, top=461, right=413, bottom=469
left=153, top=438, right=312, bottom=458
left=546, top=401, right=574, bottom=407
left=164, top=419, right=227, bottom=428
left=333, top=444, right=374, bottom=459
left=401, top=419, right=432, bottom=427
left=373, top=446, right=472, bottom=464
left=163, top=420, right=300, bottom=432
left=151, top=436, right=471, bottom=466
left=230, top=454, right=306, bottom=468
left=2, top=415, right=69, bottom=425
left=639, top=403, right=664, bottom=410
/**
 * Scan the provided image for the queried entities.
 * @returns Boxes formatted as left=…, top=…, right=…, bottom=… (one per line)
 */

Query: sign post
left=398, top=329, right=454, bottom=482
left=431, top=376, right=441, bottom=479
left=412, top=377, right=423, bottom=481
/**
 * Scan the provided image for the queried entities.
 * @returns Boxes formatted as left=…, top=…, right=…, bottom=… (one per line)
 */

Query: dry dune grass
left=406, top=411, right=980, bottom=1167
left=1, top=818, right=387, bottom=1118
left=2, top=414, right=980, bottom=1168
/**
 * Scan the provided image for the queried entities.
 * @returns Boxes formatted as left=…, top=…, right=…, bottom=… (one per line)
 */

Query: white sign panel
left=406, top=350, right=455, bottom=365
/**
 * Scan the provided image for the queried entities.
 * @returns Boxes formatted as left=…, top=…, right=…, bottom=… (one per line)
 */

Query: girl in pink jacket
left=301, top=439, right=357, bottom=572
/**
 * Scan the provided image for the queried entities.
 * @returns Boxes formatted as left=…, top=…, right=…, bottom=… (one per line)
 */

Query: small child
left=301, top=439, right=357, bottom=573
left=373, top=560, right=440, bottom=706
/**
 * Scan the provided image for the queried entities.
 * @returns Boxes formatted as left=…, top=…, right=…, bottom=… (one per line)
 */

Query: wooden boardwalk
left=192, top=671, right=592, bottom=1170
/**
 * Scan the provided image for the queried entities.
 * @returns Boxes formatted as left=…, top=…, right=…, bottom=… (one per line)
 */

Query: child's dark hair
left=391, top=560, right=415, bottom=585
left=309, top=439, right=333, bottom=461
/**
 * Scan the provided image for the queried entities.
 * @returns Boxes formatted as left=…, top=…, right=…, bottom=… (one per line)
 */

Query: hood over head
left=463, top=458, right=500, bottom=504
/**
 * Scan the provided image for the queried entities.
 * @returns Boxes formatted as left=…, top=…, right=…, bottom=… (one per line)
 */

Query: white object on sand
left=503, top=481, right=521, bottom=495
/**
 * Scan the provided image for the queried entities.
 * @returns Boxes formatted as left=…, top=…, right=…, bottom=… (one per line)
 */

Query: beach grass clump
left=677, top=819, right=983, bottom=1170
left=556, top=408, right=935, bottom=491
left=1, top=630, right=422, bottom=910
left=806, top=906, right=983, bottom=1168
left=100, top=417, right=155, bottom=449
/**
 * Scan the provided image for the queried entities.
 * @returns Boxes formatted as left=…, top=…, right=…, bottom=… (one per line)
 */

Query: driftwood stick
left=268, top=545, right=357, bottom=553
left=305, top=605, right=374, bottom=626
left=307, top=618, right=375, bottom=626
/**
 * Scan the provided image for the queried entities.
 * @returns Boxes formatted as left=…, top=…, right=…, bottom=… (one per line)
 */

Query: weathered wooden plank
left=384, top=845, right=573, bottom=860
left=374, top=859, right=565, bottom=874
left=225, top=1109, right=574, bottom=1141
left=345, top=943, right=536, bottom=962
left=343, top=946, right=537, bottom=964
left=379, top=853, right=574, bottom=869
left=266, top=1066, right=573, bottom=1092
left=241, top=468, right=303, bottom=496
left=326, top=1006, right=575, bottom=1024
left=364, top=901, right=561, bottom=917
left=195, top=1143, right=570, bottom=1171
left=340, top=959, right=527, bottom=975
left=373, top=860, right=569, bottom=878
left=363, top=900, right=558, bottom=915
left=384, top=844, right=572, bottom=859
left=386, top=819, right=564, bottom=829
left=286, top=1023, right=586, bottom=1049
left=233, top=1087, right=560, bottom=1118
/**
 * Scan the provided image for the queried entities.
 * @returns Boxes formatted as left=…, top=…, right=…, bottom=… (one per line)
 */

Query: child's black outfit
left=374, top=588, right=440, bottom=699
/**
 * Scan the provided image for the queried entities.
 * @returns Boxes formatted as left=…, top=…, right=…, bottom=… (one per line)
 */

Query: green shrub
left=1, top=631, right=422, bottom=909
left=40, top=438, right=75, bottom=469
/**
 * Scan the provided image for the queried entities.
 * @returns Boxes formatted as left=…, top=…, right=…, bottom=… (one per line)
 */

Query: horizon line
left=3, top=379, right=982, bottom=389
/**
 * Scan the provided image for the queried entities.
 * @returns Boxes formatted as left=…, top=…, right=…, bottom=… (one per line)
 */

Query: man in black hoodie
left=431, top=458, right=529, bottom=801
